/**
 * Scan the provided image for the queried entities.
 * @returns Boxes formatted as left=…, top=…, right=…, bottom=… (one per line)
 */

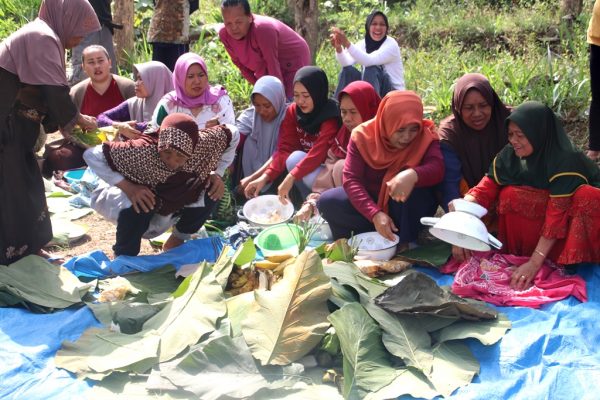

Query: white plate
left=349, top=231, right=399, bottom=251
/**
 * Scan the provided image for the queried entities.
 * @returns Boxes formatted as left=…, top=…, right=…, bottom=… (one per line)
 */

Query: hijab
left=352, top=90, right=438, bottom=211
left=104, top=113, right=200, bottom=188
left=365, top=10, right=389, bottom=53
left=331, top=81, right=381, bottom=159
left=240, top=76, right=288, bottom=177
left=293, top=66, right=341, bottom=135
left=438, top=73, right=510, bottom=187
left=165, top=52, right=227, bottom=108
left=0, top=0, right=100, bottom=86
left=128, top=61, right=174, bottom=123
left=490, top=101, right=600, bottom=196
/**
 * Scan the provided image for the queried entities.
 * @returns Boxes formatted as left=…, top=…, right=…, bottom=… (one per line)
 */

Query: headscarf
left=438, top=73, right=510, bottom=187
left=103, top=113, right=200, bottom=188
left=164, top=52, right=227, bottom=108
left=489, top=101, right=600, bottom=196
left=331, top=80, right=381, bottom=159
left=351, top=90, right=438, bottom=211
left=365, top=10, right=389, bottom=53
left=0, top=0, right=100, bottom=86
left=240, top=76, right=288, bottom=177
left=293, top=66, right=341, bottom=135
left=128, top=61, right=174, bottom=123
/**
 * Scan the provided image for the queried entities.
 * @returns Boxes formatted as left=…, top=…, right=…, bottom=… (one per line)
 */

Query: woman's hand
left=77, top=113, right=97, bottom=131
left=329, top=28, right=342, bottom=52
left=372, top=211, right=398, bottom=241
left=113, top=121, right=142, bottom=140
left=451, top=245, right=472, bottom=262
left=510, top=258, right=542, bottom=291
left=244, top=174, right=269, bottom=199
left=278, top=173, right=295, bottom=204
left=295, top=202, right=314, bottom=222
left=387, top=169, right=418, bottom=202
left=330, top=27, right=350, bottom=48
left=117, top=179, right=155, bottom=213
left=205, top=117, right=219, bottom=128
left=206, top=172, right=225, bottom=201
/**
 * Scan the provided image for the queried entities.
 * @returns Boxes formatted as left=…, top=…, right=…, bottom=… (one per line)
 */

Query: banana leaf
left=241, top=249, right=332, bottom=365
left=431, top=313, right=512, bottom=345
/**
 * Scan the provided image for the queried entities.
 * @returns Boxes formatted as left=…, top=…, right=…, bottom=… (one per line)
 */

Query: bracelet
left=534, top=249, right=546, bottom=258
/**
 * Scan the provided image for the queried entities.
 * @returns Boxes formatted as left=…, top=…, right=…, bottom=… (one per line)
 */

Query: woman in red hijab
left=318, top=91, right=444, bottom=250
left=0, top=0, right=100, bottom=264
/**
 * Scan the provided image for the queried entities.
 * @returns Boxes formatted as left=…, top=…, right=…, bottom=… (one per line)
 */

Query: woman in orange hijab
left=317, top=91, right=444, bottom=249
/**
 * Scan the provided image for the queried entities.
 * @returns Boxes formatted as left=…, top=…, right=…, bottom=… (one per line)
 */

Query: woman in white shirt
left=331, top=10, right=405, bottom=97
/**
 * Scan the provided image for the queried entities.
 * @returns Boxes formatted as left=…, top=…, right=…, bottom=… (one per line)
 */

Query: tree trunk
left=560, top=0, right=583, bottom=17
left=292, top=0, right=319, bottom=63
left=112, top=0, right=134, bottom=68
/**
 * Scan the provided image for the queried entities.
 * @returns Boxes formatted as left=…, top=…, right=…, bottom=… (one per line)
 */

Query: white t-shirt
left=335, top=37, right=405, bottom=90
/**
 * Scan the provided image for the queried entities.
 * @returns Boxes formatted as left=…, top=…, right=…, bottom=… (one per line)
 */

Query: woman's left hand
left=510, top=259, right=541, bottom=291
left=387, top=169, right=418, bottom=202
left=206, top=172, right=225, bottom=201
left=278, top=173, right=295, bottom=204
left=77, top=113, right=97, bottom=131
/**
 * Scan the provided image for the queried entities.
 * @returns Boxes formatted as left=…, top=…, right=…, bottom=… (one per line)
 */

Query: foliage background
left=0, top=0, right=594, bottom=148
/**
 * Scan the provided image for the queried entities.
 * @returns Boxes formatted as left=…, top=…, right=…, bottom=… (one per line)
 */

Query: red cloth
left=265, top=103, right=339, bottom=181
left=467, top=177, right=600, bottom=265
left=444, top=252, right=587, bottom=308
left=80, top=78, right=125, bottom=118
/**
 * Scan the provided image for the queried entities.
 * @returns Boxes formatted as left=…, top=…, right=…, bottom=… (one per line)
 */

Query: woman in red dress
left=453, top=101, right=600, bottom=290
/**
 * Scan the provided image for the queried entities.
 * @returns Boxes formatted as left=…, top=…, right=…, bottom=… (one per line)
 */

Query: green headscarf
left=488, top=101, right=600, bottom=197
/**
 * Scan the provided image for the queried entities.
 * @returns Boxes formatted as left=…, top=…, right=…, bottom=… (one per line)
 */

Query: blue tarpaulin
left=1, top=254, right=599, bottom=399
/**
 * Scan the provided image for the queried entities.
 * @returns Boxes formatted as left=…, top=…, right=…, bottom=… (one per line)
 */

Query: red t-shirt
left=80, top=78, right=125, bottom=118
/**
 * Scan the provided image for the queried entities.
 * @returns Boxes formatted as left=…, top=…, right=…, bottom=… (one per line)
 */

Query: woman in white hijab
left=236, top=75, right=288, bottom=193
left=97, top=60, right=173, bottom=139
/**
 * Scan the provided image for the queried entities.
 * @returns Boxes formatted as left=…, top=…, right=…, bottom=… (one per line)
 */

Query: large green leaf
left=143, top=262, right=227, bottom=362
left=212, top=245, right=236, bottom=288
left=148, top=335, right=311, bottom=400
left=432, top=313, right=512, bottom=345
left=233, top=238, right=256, bottom=266
left=0, top=255, right=92, bottom=309
left=365, top=368, right=439, bottom=400
left=225, top=291, right=254, bottom=337
left=324, top=261, right=389, bottom=299
left=55, top=327, right=161, bottom=380
left=328, top=303, right=401, bottom=399
left=241, top=249, right=332, bottom=365
left=428, top=342, right=480, bottom=397
left=360, top=298, right=435, bottom=374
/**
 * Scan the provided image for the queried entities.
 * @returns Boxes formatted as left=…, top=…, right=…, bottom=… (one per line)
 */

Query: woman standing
left=0, top=0, right=99, bottom=264
left=318, top=91, right=444, bottom=250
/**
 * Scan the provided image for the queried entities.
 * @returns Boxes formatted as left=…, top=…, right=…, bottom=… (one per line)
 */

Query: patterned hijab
left=240, top=75, right=288, bottom=178
left=489, top=101, right=600, bottom=196
left=164, top=52, right=227, bottom=108
left=351, top=90, right=438, bottom=211
left=128, top=61, right=174, bottom=123
left=103, top=113, right=200, bottom=188
left=438, top=73, right=510, bottom=187
left=0, top=0, right=100, bottom=86
left=365, top=11, right=389, bottom=53
left=331, top=80, right=381, bottom=159
left=294, top=66, right=341, bottom=135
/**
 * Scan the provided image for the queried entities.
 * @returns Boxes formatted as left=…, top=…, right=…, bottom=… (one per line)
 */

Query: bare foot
left=586, top=150, right=600, bottom=161
left=162, top=234, right=184, bottom=252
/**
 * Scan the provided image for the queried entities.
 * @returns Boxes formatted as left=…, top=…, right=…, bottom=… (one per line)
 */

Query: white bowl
left=349, top=232, right=399, bottom=261
left=421, top=212, right=502, bottom=251
left=451, top=199, right=488, bottom=218
left=241, top=195, right=294, bottom=228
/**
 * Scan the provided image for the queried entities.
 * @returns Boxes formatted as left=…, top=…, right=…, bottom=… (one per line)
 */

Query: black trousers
left=114, top=194, right=217, bottom=256
left=151, top=42, right=190, bottom=72
left=589, top=44, right=600, bottom=151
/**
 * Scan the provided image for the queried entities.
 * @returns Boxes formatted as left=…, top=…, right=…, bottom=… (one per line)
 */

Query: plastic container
left=255, top=223, right=302, bottom=257
left=349, top=231, right=399, bottom=261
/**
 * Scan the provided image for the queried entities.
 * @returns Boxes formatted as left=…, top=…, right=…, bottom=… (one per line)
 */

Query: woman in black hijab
left=330, top=10, right=405, bottom=97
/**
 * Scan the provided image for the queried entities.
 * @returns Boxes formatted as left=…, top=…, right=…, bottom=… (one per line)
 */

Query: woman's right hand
left=77, top=113, right=97, bottom=131
left=244, top=174, right=269, bottom=199
left=113, top=121, right=142, bottom=140
left=372, top=211, right=398, bottom=241
left=451, top=245, right=472, bottom=262
left=117, top=179, right=155, bottom=213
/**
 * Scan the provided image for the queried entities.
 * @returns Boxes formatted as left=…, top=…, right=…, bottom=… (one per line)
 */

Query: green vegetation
left=0, top=0, right=593, bottom=147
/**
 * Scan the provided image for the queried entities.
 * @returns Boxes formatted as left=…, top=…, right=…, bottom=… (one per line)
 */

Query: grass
left=0, top=0, right=593, bottom=147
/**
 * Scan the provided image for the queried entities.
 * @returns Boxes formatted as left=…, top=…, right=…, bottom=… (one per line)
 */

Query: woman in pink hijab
left=0, top=0, right=100, bottom=264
